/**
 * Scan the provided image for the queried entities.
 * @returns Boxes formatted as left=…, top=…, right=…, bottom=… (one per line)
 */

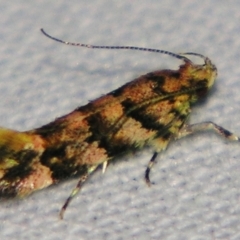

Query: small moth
left=0, top=29, right=239, bottom=219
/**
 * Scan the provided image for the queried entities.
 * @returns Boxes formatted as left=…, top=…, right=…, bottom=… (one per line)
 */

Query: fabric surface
left=0, top=1, right=240, bottom=239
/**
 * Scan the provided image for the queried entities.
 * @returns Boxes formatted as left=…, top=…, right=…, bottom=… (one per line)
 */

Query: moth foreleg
left=176, top=121, right=240, bottom=141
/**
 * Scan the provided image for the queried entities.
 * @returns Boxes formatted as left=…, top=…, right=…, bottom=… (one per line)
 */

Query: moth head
left=180, top=52, right=217, bottom=90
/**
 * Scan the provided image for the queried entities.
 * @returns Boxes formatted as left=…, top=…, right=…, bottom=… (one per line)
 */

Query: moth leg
left=145, top=152, right=159, bottom=186
left=176, top=121, right=240, bottom=141
left=145, top=138, right=169, bottom=186
left=102, top=160, right=108, bottom=174
left=59, top=165, right=98, bottom=219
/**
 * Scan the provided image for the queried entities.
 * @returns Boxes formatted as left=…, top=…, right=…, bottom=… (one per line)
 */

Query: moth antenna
left=180, top=52, right=208, bottom=61
left=41, top=28, right=189, bottom=62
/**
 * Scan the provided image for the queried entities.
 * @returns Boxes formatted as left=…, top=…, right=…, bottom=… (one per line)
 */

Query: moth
left=0, top=29, right=238, bottom=219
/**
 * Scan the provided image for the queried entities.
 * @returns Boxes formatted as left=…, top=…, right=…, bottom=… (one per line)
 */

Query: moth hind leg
left=59, top=164, right=99, bottom=219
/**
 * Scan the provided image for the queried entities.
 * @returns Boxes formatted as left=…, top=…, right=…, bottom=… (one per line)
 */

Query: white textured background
left=0, top=1, right=240, bottom=240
